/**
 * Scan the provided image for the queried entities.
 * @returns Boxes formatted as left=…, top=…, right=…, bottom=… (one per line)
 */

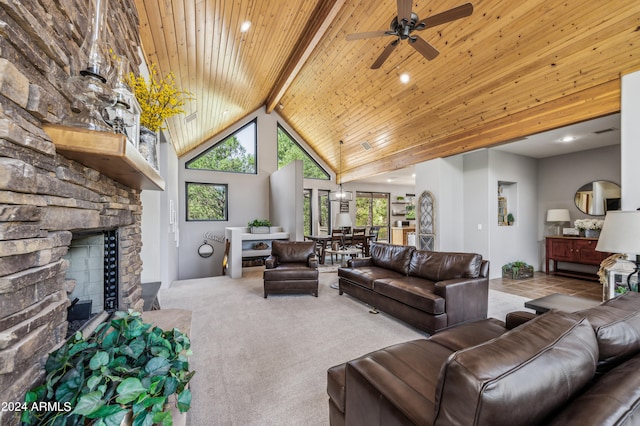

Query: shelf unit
left=225, top=227, right=290, bottom=278
left=43, top=124, right=165, bottom=191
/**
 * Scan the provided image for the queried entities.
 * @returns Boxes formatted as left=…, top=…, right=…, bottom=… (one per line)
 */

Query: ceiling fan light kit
left=346, top=0, right=473, bottom=69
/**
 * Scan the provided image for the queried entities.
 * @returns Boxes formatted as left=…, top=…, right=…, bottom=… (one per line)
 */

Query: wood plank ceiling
left=133, top=0, right=640, bottom=183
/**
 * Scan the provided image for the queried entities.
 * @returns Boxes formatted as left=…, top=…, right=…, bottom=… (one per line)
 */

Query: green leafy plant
left=248, top=219, right=271, bottom=227
left=503, top=261, right=531, bottom=270
left=506, top=213, right=515, bottom=224
left=21, top=310, right=195, bottom=426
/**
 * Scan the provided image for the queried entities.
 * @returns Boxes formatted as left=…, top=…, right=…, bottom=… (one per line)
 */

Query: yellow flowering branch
left=128, top=63, right=194, bottom=132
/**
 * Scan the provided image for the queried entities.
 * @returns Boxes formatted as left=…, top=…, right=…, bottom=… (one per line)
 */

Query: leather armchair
left=263, top=240, right=319, bottom=298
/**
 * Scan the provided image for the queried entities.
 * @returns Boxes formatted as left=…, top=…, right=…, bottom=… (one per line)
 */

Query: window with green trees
left=304, top=189, right=312, bottom=236
left=277, top=125, right=329, bottom=179
left=356, top=192, right=390, bottom=241
left=186, top=182, right=228, bottom=221
left=186, top=119, right=257, bottom=173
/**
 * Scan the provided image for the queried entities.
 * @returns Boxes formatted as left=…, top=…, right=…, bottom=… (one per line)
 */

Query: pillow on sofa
left=369, top=243, right=414, bottom=275
left=576, top=293, right=640, bottom=371
left=409, top=251, right=482, bottom=281
left=434, top=310, right=598, bottom=426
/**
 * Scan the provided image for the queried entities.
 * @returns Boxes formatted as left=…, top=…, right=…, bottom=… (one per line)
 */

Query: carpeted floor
left=158, top=268, right=530, bottom=425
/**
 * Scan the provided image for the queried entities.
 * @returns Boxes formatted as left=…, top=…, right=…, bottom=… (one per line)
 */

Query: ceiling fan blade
left=409, top=36, right=439, bottom=61
left=397, top=0, right=412, bottom=24
left=371, top=39, right=399, bottom=69
left=346, top=30, right=390, bottom=41
left=418, top=3, right=474, bottom=30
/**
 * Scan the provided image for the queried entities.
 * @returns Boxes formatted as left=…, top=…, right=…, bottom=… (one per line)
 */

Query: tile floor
left=490, top=271, right=603, bottom=302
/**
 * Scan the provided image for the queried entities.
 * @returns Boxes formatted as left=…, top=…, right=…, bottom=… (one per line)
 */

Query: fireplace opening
left=63, top=229, right=119, bottom=337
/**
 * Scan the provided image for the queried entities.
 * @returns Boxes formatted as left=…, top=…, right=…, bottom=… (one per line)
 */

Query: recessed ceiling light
left=222, top=109, right=229, bottom=115
left=399, top=73, right=410, bottom=84
left=240, top=21, right=251, bottom=32
left=559, top=136, right=576, bottom=143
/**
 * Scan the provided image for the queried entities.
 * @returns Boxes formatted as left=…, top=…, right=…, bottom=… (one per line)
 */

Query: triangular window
left=277, top=125, right=329, bottom=180
left=186, top=119, right=257, bottom=174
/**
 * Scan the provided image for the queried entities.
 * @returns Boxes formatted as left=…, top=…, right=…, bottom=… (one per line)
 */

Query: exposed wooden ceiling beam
left=265, top=0, right=347, bottom=114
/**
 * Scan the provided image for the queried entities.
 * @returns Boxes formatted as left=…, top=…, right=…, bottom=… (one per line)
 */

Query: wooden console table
left=545, top=236, right=609, bottom=281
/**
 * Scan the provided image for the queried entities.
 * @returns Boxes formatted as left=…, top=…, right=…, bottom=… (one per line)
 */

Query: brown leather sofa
left=327, top=291, right=640, bottom=425
left=337, top=242, right=489, bottom=334
left=263, top=240, right=319, bottom=298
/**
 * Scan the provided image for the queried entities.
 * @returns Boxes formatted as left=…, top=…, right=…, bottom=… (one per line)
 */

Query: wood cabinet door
left=548, top=238, right=574, bottom=261
left=575, top=239, right=608, bottom=265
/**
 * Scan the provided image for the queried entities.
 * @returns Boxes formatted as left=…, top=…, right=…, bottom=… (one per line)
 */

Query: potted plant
left=574, top=218, right=604, bottom=238
left=21, top=310, right=195, bottom=425
left=502, top=261, right=534, bottom=279
left=128, top=63, right=194, bottom=170
left=506, top=213, right=515, bottom=226
left=248, top=219, right=272, bottom=234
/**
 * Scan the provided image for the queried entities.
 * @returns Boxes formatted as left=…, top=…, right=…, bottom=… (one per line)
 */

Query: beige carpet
left=158, top=268, right=530, bottom=425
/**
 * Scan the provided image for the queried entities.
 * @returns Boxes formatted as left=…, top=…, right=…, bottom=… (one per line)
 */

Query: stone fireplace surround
left=0, top=0, right=146, bottom=423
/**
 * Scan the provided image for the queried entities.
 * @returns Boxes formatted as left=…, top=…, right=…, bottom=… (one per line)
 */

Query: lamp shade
left=595, top=211, right=640, bottom=254
left=335, top=212, right=352, bottom=228
left=546, top=209, right=570, bottom=222
left=329, top=189, right=353, bottom=201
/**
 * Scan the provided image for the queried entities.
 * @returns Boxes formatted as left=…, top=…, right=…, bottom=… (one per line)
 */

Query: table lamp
left=546, top=209, right=571, bottom=236
left=595, top=211, right=640, bottom=291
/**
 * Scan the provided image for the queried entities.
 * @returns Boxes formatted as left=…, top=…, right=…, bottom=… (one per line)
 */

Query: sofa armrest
left=434, top=277, right=489, bottom=326
left=347, top=257, right=373, bottom=268
left=265, top=255, right=278, bottom=269
left=505, top=311, right=537, bottom=329
left=308, top=254, right=319, bottom=268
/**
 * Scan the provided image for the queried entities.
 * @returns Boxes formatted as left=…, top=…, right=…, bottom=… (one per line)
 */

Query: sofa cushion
left=369, top=242, right=414, bottom=275
left=409, top=251, right=482, bottom=281
left=576, top=292, right=640, bottom=371
left=434, top=310, right=599, bottom=426
left=548, top=354, right=640, bottom=426
left=338, top=266, right=405, bottom=290
left=344, top=339, right=454, bottom=425
left=373, top=277, right=445, bottom=314
left=271, top=240, right=315, bottom=263
left=428, top=318, right=507, bottom=352
left=263, top=263, right=318, bottom=281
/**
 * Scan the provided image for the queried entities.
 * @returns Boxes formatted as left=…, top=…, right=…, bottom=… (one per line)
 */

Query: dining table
left=304, top=233, right=375, bottom=264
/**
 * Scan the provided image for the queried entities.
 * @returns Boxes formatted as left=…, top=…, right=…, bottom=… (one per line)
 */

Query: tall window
left=186, top=119, right=257, bottom=174
left=277, top=125, right=329, bottom=180
left=303, top=189, right=312, bottom=236
left=356, top=192, right=390, bottom=241
left=186, top=182, right=228, bottom=221
left=318, top=190, right=330, bottom=235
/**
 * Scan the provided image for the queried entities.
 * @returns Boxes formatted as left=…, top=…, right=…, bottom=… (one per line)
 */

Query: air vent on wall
left=360, top=141, right=372, bottom=151
left=185, top=112, right=198, bottom=124
left=593, top=128, right=616, bottom=134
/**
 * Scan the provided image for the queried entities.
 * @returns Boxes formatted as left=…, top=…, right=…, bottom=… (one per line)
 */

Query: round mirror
left=574, top=180, right=621, bottom=216
left=198, top=241, right=214, bottom=258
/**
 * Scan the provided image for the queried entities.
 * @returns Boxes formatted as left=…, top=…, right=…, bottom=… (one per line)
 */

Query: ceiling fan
left=346, top=0, right=473, bottom=69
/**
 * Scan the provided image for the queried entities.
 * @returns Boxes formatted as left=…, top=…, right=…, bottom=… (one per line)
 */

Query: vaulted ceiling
left=133, top=0, right=640, bottom=182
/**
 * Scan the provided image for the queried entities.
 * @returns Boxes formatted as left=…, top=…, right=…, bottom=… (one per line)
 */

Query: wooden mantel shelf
left=43, top=124, right=165, bottom=191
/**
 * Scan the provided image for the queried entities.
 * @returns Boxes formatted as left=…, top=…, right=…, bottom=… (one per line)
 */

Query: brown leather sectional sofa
left=337, top=242, right=489, bottom=334
left=327, top=291, right=640, bottom=425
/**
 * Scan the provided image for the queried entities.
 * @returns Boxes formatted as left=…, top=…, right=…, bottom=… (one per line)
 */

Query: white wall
left=270, top=160, right=304, bottom=240
left=463, top=150, right=490, bottom=259
left=537, top=145, right=621, bottom=237
left=488, top=150, right=538, bottom=277
left=140, top=133, right=180, bottom=288
left=621, top=71, right=640, bottom=210
left=415, top=157, right=464, bottom=252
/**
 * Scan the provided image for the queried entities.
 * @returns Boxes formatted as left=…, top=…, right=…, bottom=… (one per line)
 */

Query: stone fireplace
left=0, top=0, right=149, bottom=424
